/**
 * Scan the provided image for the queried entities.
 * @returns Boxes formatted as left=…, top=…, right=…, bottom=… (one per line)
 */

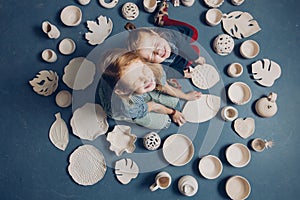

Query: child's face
left=136, top=33, right=171, bottom=63
left=118, top=60, right=156, bottom=95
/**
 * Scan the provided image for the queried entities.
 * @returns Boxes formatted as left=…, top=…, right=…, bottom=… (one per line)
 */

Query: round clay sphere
left=143, top=132, right=161, bottom=150
left=55, top=90, right=72, bottom=108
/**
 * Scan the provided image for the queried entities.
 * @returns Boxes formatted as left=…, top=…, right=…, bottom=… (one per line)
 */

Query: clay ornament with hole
left=115, top=158, right=139, bottom=184
left=42, top=21, right=60, bottom=39
left=60, top=5, right=82, bottom=26
left=213, top=34, right=234, bottom=56
left=182, top=94, right=221, bottom=123
left=29, top=70, right=58, bottom=96
left=222, top=11, right=261, bottom=39
left=122, top=2, right=139, bottom=20
left=234, top=117, right=255, bottom=139
left=143, top=132, right=161, bottom=150
left=85, top=15, right=113, bottom=45
left=255, top=92, right=278, bottom=118
left=251, top=59, right=281, bottom=87
left=106, top=125, right=137, bottom=156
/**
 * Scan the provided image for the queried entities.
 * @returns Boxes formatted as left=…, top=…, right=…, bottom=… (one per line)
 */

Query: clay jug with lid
left=255, top=92, right=278, bottom=118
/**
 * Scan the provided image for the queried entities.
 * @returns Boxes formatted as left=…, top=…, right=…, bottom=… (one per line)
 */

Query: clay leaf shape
left=251, top=59, right=281, bottom=87
left=222, top=11, right=261, bottom=39
left=29, top=70, right=58, bottom=96
left=85, top=15, right=113, bottom=45
left=49, top=112, right=69, bottom=151
left=234, top=117, right=255, bottom=139
left=115, top=158, right=139, bottom=184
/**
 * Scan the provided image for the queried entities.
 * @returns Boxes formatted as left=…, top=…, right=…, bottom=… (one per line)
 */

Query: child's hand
left=171, top=110, right=186, bottom=126
left=194, top=56, right=206, bottom=65
left=184, top=91, right=202, bottom=101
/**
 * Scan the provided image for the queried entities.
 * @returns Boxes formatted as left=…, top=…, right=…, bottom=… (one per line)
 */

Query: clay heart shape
left=233, top=117, right=255, bottom=139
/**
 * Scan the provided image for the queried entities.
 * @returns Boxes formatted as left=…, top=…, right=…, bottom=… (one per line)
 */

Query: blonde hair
left=102, top=50, right=164, bottom=95
left=127, top=28, right=159, bottom=52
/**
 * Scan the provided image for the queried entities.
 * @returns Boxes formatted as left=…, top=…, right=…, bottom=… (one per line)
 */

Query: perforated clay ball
left=213, top=34, right=234, bottom=56
left=143, top=132, right=161, bottom=150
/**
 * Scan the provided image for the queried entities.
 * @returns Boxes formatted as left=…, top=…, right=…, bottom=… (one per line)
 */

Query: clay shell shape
left=70, top=103, right=109, bottom=141
left=162, top=134, right=194, bottom=166
left=59, top=38, right=76, bottom=55
left=41, top=49, right=57, bottom=63
left=122, top=2, right=139, bottom=20
left=106, top=125, right=137, bottom=156
left=240, top=40, right=260, bottom=59
left=42, top=21, right=60, bottom=39
left=228, top=82, right=252, bottom=105
left=68, top=144, right=107, bottom=186
left=226, top=143, right=251, bottom=168
left=198, top=155, right=223, bottom=179
left=226, top=175, right=251, bottom=200
left=60, top=5, right=82, bottom=26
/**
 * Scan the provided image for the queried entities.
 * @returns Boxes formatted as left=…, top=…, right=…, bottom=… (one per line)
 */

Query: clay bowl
left=60, top=5, right=82, bottom=26
left=228, top=82, right=252, bottom=105
left=240, top=40, right=260, bottom=59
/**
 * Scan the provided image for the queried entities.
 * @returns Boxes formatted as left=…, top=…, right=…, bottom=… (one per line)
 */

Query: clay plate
left=163, top=134, right=194, bottom=166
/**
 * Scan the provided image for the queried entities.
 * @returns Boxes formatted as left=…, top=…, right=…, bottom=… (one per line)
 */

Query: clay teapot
left=255, top=92, right=278, bottom=118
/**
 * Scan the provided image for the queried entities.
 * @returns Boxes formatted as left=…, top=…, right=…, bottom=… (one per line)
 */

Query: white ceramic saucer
left=226, top=175, right=251, bottom=200
left=226, top=143, right=251, bottom=168
left=198, top=155, right=223, bottom=179
left=163, top=134, right=194, bottom=166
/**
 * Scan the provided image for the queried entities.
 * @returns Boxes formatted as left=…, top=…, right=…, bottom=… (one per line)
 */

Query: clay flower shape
left=106, top=125, right=137, bottom=156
